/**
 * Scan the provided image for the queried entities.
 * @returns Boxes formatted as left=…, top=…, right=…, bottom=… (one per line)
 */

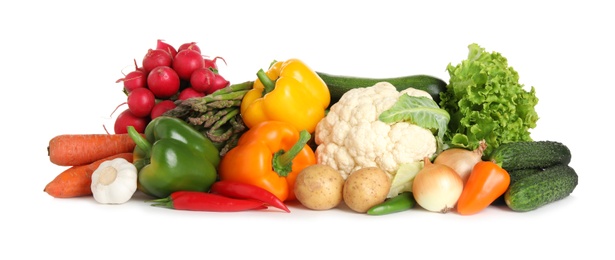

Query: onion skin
left=434, top=141, right=487, bottom=184
left=412, top=157, right=464, bottom=213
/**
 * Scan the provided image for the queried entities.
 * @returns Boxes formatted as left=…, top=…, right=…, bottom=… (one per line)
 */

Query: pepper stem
left=127, top=126, right=152, bottom=158
left=256, top=69, right=276, bottom=96
left=272, top=130, right=311, bottom=177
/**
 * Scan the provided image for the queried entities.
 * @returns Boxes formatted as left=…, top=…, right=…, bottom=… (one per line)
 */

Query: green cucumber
left=489, top=141, right=572, bottom=171
left=315, top=72, right=447, bottom=106
left=508, top=168, right=544, bottom=184
left=505, top=164, right=578, bottom=212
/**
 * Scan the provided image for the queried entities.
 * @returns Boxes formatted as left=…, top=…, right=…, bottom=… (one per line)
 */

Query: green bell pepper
left=127, top=116, right=220, bottom=199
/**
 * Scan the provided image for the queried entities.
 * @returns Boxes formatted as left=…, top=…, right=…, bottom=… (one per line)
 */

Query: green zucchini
left=505, top=164, right=578, bottom=212
left=489, top=141, right=572, bottom=171
left=315, top=72, right=447, bottom=106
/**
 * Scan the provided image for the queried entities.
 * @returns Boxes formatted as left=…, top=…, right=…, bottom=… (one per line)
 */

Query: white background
left=2, top=0, right=612, bottom=259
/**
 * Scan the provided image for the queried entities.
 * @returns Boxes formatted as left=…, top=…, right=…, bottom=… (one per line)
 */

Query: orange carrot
left=47, top=133, right=138, bottom=166
left=44, top=153, right=134, bottom=198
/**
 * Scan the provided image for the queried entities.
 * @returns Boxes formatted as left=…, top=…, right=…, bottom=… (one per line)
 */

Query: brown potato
left=343, top=167, right=391, bottom=213
left=294, top=164, right=345, bottom=210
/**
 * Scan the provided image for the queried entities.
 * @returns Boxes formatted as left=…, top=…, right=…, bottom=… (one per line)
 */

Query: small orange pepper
left=217, top=121, right=316, bottom=201
left=456, top=161, right=510, bottom=215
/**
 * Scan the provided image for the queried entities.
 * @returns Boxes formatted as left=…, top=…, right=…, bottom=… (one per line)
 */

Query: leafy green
left=379, top=94, right=450, bottom=141
left=440, top=43, right=539, bottom=157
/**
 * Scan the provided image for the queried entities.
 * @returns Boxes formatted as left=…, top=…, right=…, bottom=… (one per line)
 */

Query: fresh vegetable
left=505, top=164, right=578, bottom=212
left=440, top=43, right=539, bottom=156
left=434, top=140, right=487, bottom=184
left=387, top=161, right=423, bottom=198
left=177, top=87, right=206, bottom=100
left=163, top=81, right=252, bottom=156
left=189, top=67, right=216, bottom=93
left=90, top=157, right=138, bottom=204
left=210, top=180, right=290, bottom=213
left=367, top=191, right=416, bottom=216
left=204, top=56, right=226, bottom=70
left=456, top=161, right=510, bottom=215
left=316, top=72, right=447, bottom=106
left=127, top=116, right=220, bottom=198
left=493, top=167, right=543, bottom=205
left=44, top=153, right=133, bottom=198
left=343, top=167, right=391, bottom=213
left=240, top=58, right=330, bottom=133
left=314, top=82, right=448, bottom=180
left=156, top=39, right=177, bottom=57
left=48, top=133, right=138, bottom=166
left=114, top=108, right=149, bottom=134
left=209, top=72, right=230, bottom=93
left=149, top=191, right=268, bottom=212
left=218, top=120, right=316, bottom=202
left=142, top=48, right=173, bottom=74
left=173, top=48, right=205, bottom=81
left=293, top=164, right=345, bottom=210
left=116, top=60, right=146, bottom=94
left=126, top=87, right=156, bottom=117
left=507, top=168, right=544, bottom=184
left=489, top=140, right=571, bottom=171
left=178, top=42, right=201, bottom=53
left=150, top=100, right=176, bottom=119
left=147, top=65, right=180, bottom=99
left=412, top=157, right=463, bottom=213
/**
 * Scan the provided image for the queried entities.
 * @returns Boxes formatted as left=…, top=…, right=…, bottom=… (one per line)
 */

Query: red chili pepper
left=210, top=180, right=291, bottom=213
left=149, top=191, right=268, bottom=212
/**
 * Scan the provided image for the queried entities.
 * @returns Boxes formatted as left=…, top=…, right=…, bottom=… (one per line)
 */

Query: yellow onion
left=434, top=140, right=487, bottom=184
left=412, top=157, right=463, bottom=213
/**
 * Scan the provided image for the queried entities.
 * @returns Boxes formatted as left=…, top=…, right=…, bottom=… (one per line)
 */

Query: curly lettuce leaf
left=440, top=43, right=539, bottom=156
left=379, top=94, right=450, bottom=141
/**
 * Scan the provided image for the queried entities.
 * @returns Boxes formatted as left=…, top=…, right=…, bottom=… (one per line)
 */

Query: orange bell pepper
left=456, top=161, right=510, bottom=215
left=217, top=121, right=316, bottom=201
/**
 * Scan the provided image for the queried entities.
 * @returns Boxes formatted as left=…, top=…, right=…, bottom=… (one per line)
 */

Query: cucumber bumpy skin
left=315, top=72, right=447, bottom=106
left=504, top=164, right=578, bottom=212
left=489, top=140, right=572, bottom=171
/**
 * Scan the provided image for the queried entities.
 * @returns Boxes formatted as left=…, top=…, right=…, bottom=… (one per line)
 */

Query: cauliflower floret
left=315, top=82, right=437, bottom=179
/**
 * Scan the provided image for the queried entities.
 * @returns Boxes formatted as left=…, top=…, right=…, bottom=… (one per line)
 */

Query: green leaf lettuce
left=440, top=43, right=539, bottom=157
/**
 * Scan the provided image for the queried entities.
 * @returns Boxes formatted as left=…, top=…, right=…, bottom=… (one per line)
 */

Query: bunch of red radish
left=112, top=40, right=230, bottom=134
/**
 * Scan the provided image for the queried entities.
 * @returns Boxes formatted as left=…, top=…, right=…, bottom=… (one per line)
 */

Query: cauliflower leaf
left=379, top=94, right=450, bottom=140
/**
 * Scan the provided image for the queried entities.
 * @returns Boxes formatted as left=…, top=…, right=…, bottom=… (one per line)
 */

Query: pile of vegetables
left=43, top=41, right=578, bottom=216
left=112, top=40, right=231, bottom=135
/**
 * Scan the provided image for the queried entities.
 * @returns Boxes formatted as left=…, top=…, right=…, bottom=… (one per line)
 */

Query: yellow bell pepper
left=240, top=58, right=330, bottom=133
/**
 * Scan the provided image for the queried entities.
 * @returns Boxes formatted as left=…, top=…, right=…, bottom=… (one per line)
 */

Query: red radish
left=178, top=87, right=206, bottom=100
left=173, top=49, right=204, bottom=81
left=116, top=59, right=147, bottom=93
left=142, top=49, right=173, bottom=74
left=190, top=67, right=216, bottom=93
left=178, top=42, right=201, bottom=53
left=156, top=39, right=178, bottom=58
left=117, top=69, right=147, bottom=93
left=147, top=66, right=180, bottom=99
left=127, top=87, right=156, bottom=117
left=114, top=109, right=149, bottom=134
left=150, top=100, right=176, bottom=119
left=207, top=73, right=230, bottom=94
left=204, top=56, right=226, bottom=70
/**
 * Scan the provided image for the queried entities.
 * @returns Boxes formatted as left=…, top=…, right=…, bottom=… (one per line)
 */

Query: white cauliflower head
left=315, top=82, right=437, bottom=179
